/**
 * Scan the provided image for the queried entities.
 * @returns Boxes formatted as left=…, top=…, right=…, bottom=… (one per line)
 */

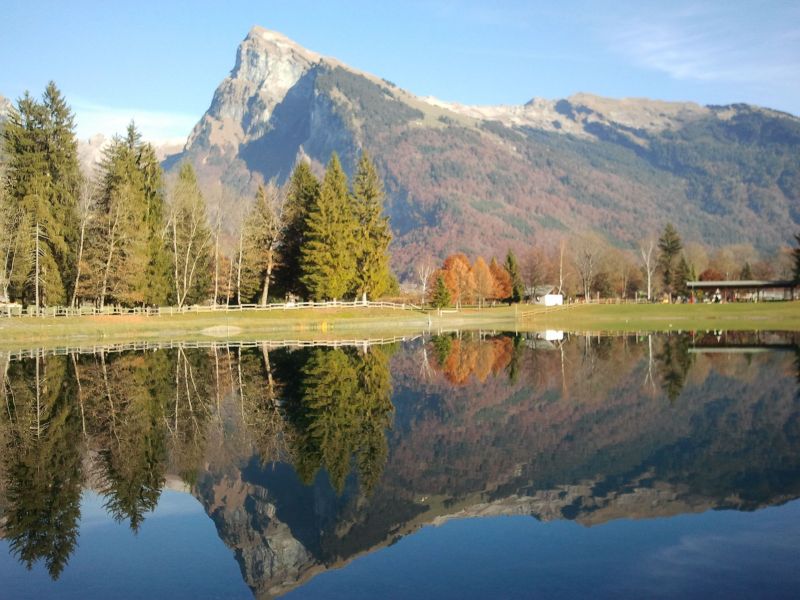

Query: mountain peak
left=243, top=25, right=322, bottom=63
left=186, top=26, right=325, bottom=153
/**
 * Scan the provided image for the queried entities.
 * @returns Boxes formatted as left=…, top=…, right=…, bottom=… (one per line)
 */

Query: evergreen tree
left=2, top=355, right=83, bottom=579
left=240, top=183, right=284, bottom=305
left=2, top=84, right=81, bottom=306
left=286, top=347, right=393, bottom=494
left=301, top=154, right=357, bottom=300
left=169, top=163, right=212, bottom=307
left=740, top=261, right=753, bottom=280
left=792, top=233, right=799, bottom=283
left=139, top=144, right=172, bottom=306
left=431, top=275, right=451, bottom=308
left=81, top=123, right=171, bottom=307
left=275, top=162, right=319, bottom=299
left=504, top=250, right=524, bottom=303
left=673, top=255, right=691, bottom=298
left=657, top=223, right=683, bottom=300
left=351, top=152, right=394, bottom=302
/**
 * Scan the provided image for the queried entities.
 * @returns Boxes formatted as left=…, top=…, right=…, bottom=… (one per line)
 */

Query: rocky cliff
left=172, top=26, right=800, bottom=276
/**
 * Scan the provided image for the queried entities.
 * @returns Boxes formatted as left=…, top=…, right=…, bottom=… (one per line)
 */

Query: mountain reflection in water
left=0, top=331, right=798, bottom=598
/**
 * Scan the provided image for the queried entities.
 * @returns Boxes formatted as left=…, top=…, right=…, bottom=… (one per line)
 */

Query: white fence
left=3, top=335, right=422, bottom=362
left=0, top=299, right=424, bottom=319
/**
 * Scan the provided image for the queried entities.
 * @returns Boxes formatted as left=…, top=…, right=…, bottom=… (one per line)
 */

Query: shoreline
left=0, top=302, right=798, bottom=352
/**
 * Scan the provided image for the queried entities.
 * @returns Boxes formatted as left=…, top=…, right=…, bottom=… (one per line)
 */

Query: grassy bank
left=519, top=301, right=800, bottom=332
left=0, top=302, right=798, bottom=351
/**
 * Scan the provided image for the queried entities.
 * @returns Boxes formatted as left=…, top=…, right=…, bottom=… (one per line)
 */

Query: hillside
left=170, top=27, right=800, bottom=277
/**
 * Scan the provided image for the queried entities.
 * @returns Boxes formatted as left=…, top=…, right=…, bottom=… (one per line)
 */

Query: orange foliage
left=472, top=257, right=494, bottom=307
left=442, top=339, right=477, bottom=384
left=442, top=253, right=475, bottom=306
left=489, top=258, right=512, bottom=300
left=437, top=336, right=514, bottom=385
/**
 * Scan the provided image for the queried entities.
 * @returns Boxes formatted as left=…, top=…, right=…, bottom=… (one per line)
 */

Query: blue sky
left=2, top=0, right=798, bottom=143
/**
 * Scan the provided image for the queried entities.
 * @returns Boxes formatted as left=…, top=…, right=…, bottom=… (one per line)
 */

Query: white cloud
left=606, top=4, right=800, bottom=86
left=71, top=98, right=199, bottom=146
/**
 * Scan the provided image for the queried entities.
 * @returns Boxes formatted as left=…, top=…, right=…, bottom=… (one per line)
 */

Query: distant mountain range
left=4, top=27, right=800, bottom=275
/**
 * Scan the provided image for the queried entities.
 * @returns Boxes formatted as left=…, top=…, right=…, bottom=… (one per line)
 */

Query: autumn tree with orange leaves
left=472, top=257, right=494, bottom=307
left=489, top=258, right=512, bottom=301
left=442, top=254, right=475, bottom=308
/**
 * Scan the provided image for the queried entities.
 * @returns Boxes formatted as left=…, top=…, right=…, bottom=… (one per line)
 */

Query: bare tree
left=573, top=235, right=603, bottom=300
left=71, top=177, right=97, bottom=307
left=522, top=246, right=549, bottom=299
left=168, top=166, right=213, bottom=309
left=240, top=183, right=285, bottom=306
left=99, top=189, right=133, bottom=309
left=0, top=204, right=24, bottom=304
left=236, top=225, right=244, bottom=305
left=640, top=238, right=657, bottom=301
left=416, top=257, right=435, bottom=304
left=212, top=195, right=223, bottom=307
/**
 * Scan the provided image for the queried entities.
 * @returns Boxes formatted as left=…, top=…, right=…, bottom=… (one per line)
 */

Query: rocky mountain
left=172, top=26, right=800, bottom=276
left=0, top=94, right=10, bottom=121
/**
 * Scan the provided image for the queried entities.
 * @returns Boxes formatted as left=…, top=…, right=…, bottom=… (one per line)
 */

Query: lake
left=0, top=331, right=798, bottom=599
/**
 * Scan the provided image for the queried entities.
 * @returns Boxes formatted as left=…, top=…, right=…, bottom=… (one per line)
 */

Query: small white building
left=543, top=294, right=563, bottom=307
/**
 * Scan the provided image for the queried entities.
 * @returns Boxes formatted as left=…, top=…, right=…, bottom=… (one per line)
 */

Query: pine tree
left=505, top=250, right=524, bottom=303
left=794, top=233, right=800, bottom=283
left=169, top=163, right=212, bottom=307
left=740, top=261, right=753, bottom=280
left=83, top=123, right=162, bottom=307
left=240, top=183, right=284, bottom=305
left=41, top=83, right=81, bottom=298
left=431, top=275, right=451, bottom=308
left=2, top=84, right=81, bottom=306
left=275, top=162, right=319, bottom=299
left=657, top=223, right=683, bottom=300
left=301, top=154, right=357, bottom=300
left=351, top=152, right=394, bottom=302
left=139, top=144, right=172, bottom=306
left=673, top=255, right=691, bottom=298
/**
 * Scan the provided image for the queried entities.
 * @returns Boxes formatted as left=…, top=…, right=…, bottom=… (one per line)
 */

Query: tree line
left=416, top=224, right=800, bottom=307
left=418, top=250, right=525, bottom=308
left=0, top=84, right=394, bottom=309
left=2, top=84, right=797, bottom=310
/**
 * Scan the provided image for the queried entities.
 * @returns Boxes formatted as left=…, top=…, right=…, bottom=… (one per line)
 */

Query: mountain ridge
left=171, top=26, right=800, bottom=276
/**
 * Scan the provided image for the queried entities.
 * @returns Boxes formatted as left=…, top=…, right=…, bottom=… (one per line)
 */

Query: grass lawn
left=517, top=301, right=800, bottom=333
left=0, top=301, right=798, bottom=352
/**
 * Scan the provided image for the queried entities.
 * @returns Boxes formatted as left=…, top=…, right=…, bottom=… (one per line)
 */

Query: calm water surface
left=0, top=331, right=798, bottom=599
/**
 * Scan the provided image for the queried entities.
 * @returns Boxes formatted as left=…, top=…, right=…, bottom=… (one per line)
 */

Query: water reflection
left=0, top=332, right=798, bottom=597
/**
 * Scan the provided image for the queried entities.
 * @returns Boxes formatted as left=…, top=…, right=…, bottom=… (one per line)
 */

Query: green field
left=0, top=302, right=798, bottom=352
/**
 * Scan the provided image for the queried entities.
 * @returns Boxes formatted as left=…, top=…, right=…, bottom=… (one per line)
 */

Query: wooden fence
left=3, top=335, right=422, bottom=362
left=0, top=299, right=424, bottom=319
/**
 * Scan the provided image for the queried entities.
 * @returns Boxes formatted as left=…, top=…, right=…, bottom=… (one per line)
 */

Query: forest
left=1, top=84, right=798, bottom=312
left=0, top=84, right=393, bottom=310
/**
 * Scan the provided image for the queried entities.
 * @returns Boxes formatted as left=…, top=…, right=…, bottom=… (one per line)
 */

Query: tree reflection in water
left=0, top=332, right=798, bottom=594
left=1, top=353, right=82, bottom=579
